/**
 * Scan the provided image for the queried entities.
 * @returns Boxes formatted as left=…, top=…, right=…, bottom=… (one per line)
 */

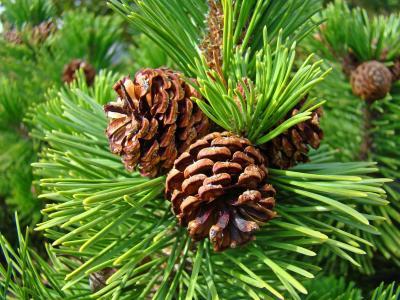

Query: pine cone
left=105, top=68, right=210, bottom=177
left=3, top=29, right=22, bottom=44
left=89, top=268, right=117, bottom=292
left=62, top=59, right=96, bottom=86
left=350, top=60, right=392, bottom=101
left=262, top=100, right=323, bottom=169
left=166, top=132, right=276, bottom=252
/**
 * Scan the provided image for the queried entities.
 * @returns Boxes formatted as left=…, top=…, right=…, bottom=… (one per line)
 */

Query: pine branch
left=27, top=69, right=390, bottom=299
left=1, top=0, right=55, bottom=28
left=305, top=8, right=400, bottom=274
left=0, top=1, right=396, bottom=299
left=371, top=282, right=400, bottom=300
left=108, top=0, right=321, bottom=76
left=304, top=275, right=362, bottom=300
left=0, top=213, right=91, bottom=299
left=0, top=4, right=127, bottom=227
left=193, top=31, right=329, bottom=143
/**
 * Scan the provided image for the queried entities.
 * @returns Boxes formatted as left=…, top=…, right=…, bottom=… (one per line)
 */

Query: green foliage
left=51, top=0, right=113, bottom=15
left=53, top=10, right=124, bottom=70
left=311, top=72, right=400, bottom=274
left=127, top=34, right=173, bottom=70
left=345, top=0, right=400, bottom=13
left=1, top=0, right=55, bottom=28
left=0, top=4, right=126, bottom=227
left=0, top=75, right=41, bottom=225
left=371, top=282, right=400, bottom=300
left=109, top=0, right=322, bottom=76
left=0, top=214, right=91, bottom=299
left=25, top=68, right=390, bottom=299
left=308, top=0, right=400, bottom=62
left=304, top=276, right=362, bottom=300
left=316, top=66, right=364, bottom=161
left=194, top=32, right=328, bottom=144
left=304, top=1, right=400, bottom=275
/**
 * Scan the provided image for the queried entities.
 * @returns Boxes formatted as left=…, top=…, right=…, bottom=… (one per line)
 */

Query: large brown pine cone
left=350, top=60, right=392, bottom=101
left=62, top=59, right=96, bottom=86
left=166, top=132, right=276, bottom=252
left=262, top=100, right=323, bottom=169
left=105, top=68, right=210, bottom=177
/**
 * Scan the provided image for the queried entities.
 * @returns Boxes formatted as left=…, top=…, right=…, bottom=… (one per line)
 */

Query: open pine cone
left=105, top=68, right=210, bottom=177
left=350, top=60, right=392, bottom=101
left=62, top=59, right=96, bottom=86
left=261, top=99, right=323, bottom=169
left=166, top=132, right=276, bottom=252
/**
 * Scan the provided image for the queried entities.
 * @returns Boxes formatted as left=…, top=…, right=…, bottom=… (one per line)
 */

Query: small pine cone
left=31, top=21, right=56, bottom=43
left=262, top=100, right=323, bottom=169
left=105, top=68, right=210, bottom=177
left=62, top=59, right=96, bottom=86
left=3, top=29, right=22, bottom=44
left=89, top=268, right=117, bottom=292
left=350, top=61, right=392, bottom=101
left=166, top=132, right=276, bottom=252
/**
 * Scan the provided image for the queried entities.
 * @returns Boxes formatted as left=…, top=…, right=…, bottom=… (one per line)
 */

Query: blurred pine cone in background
left=350, top=60, right=393, bottom=101
left=62, top=59, right=96, bottom=86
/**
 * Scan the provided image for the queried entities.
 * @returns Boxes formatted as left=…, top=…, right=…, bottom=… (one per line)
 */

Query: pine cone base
left=166, top=132, right=276, bottom=252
